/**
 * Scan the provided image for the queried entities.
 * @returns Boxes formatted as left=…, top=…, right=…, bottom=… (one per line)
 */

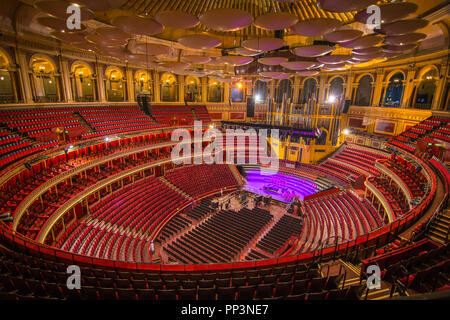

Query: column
left=16, top=50, right=33, bottom=103
left=59, top=56, right=73, bottom=103
left=95, top=62, right=106, bottom=102
left=153, top=71, right=160, bottom=103
left=201, top=77, right=207, bottom=103
left=224, top=82, right=230, bottom=103
left=293, top=76, right=301, bottom=104
left=126, top=66, right=135, bottom=102
left=345, top=71, right=354, bottom=101
left=178, top=75, right=184, bottom=103
left=432, top=62, right=448, bottom=110
left=318, top=74, right=327, bottom=104
left=372, top=69, right=384, bottom=106
left=401, top=68, right=416, bottom=108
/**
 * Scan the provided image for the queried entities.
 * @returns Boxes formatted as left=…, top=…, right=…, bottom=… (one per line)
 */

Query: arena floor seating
left=256, top=215, right=303, bottom=255
left=164, top=208, right=273, bottom=264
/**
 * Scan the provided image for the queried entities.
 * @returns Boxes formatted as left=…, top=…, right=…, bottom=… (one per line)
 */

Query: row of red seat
left=299, top=191, right=382, bottom=253
left=165, top=164, right=238, bottom=198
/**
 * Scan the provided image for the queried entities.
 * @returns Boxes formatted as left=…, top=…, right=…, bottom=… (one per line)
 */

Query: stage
left=243, top=168, right=319, bottom=203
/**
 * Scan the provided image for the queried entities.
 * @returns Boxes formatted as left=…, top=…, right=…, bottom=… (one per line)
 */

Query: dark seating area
left=164, top=208, right=273, bottom=264
left=0, top=247, right=363, bottom=300
left=256, top=215, right=303, bottom=255
left=156, top=214, right=192, bottom=244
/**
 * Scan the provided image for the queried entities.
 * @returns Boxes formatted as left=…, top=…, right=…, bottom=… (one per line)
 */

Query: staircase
left=159, top=177, right=193, bottom=200
left=426, top=209, right=450, bottom=245
left=229, top=164, right=245, bottom=185
left=190, top=107, right=199, bottom=121
left=73, top=111, right=95, bottom=132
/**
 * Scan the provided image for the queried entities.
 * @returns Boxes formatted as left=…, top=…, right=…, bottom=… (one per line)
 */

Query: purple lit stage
left=244, top=169, right=319, bottom=203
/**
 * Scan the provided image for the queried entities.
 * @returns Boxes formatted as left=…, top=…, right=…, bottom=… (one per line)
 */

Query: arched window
left=254, top=80, right=267, bottom=103
left=185, top=76, right=200, bottom=102
left=384, top=72, right=404, bottom=107
left=160, top=72, right=177, bottom=102
left=134, top=70, right=153, bottom=100
left=30, top=55, right=63, bottom=102
left=71, top=62, right=97, bottom=102
left=301, top=78, right=317, bottom=104
left=0, top=50, right=21, bottom=103
left=276, top=79, right=291, bottom=103
left=207, top=78, right=223, bottom=102
left=414, top=69, right=438, bottom=109
left=354, top=75, right=373, bottom=106
left=231, top=82, right=244, bottom=102
left=328, top=77, right=343, bottom=103
left=105, top=67, right=126, bottom=102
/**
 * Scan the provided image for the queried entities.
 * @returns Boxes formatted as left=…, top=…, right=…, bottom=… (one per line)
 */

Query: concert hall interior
left=0, top=0, right=449, bottom=302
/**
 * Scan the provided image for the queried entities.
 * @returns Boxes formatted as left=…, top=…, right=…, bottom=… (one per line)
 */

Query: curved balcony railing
left=0, top=143, right=440, bottom=273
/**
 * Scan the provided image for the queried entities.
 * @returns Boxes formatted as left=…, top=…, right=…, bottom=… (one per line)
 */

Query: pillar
left=95, top=61, right=106, bottom=102
left=16, top=50, right=33, bottom=103
left=126, top=66, right=135, bottom=102
left=59, top=56, right=73, bottom=103
left=153, top=71, right=160, bottom=103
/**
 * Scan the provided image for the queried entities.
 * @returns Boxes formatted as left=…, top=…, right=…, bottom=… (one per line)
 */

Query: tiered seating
left=0, top=109, right=84, bottom=139
left=299, top=191, right=382, bottom=253
left=164, top=208, right=272, bottom=264
left=165, top=164, right=238, bottom=198
left=382, top=155, right=426, bottom=199
left=77, top=106, right=164, bottom=138
left=1, top=247, right=365, bottom=300
left=367, top=176, right=409, bottom=220
left=0, top=125, right=59, bottom=168
left=150, top=105, right=194, bottom=125
left=390, top=116, right=450, bottom=148
left=322, top=144, right=389, bottom=177
left=256, top=215, right=303, bottom=254
left=88, top=176, right=189, bottom=235
left=191, top=105, right=211, bottom=123
left=16, top=153, right=163, bottom=239
left=376, top=243, right=450, bottom=293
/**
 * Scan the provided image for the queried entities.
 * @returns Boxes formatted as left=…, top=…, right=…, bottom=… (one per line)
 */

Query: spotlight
left=343, top=128, right=350, bottom=135
left=104, top=137, right=109, bottom=142
left=327, top=95, right=336, bottom=104
left=255, top=94, right=261, bottom=103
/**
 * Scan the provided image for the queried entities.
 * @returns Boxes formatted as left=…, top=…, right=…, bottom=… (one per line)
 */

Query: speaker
left=246, top=96, right=255, bottom=118
left=342, top=100, right=351, bottom=114
left=274, top=30, right=284, bottom=39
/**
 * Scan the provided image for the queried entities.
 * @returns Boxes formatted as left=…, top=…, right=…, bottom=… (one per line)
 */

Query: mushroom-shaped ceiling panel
left=290, top=18, right=342, bottom=37
left=242, top=38, right=285, bottom=52
left=112, top=16, right=164, bottom=36
left=178, top=34, right=222, bottom=50
left=199, top=8, right=253, bottom=32
left=155, top=11, right=200, bottom=29
left=253, top=12, right=298, bottom=31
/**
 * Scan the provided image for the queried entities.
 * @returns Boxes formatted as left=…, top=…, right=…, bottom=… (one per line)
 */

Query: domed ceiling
left=1, top=0, right=447, bottom=81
